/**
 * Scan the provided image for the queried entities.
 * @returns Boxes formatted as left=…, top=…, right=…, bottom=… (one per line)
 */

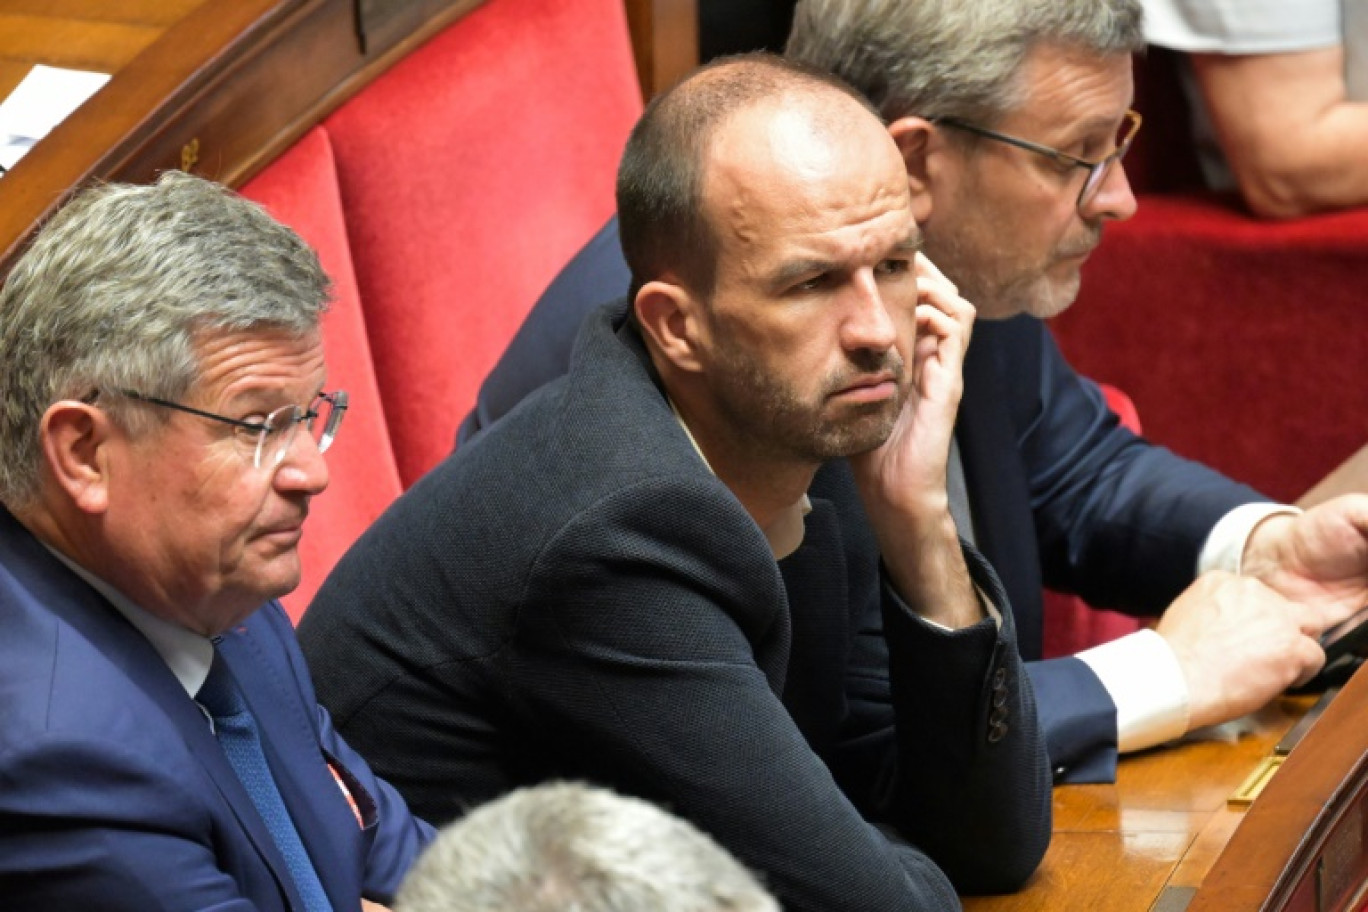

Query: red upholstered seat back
left=240, top=127, right=405, bottom=621
left=235, top=0, right=642, bottom=618
left=324, top=0, right=643, bottom=485
left=1055, top=195, right=1368, bottom=505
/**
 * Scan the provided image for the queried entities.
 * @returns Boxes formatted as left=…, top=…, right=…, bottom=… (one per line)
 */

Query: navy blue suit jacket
left=457, top=216, right=1267, bottom=782
left=0, top=506, right=433, bottom=910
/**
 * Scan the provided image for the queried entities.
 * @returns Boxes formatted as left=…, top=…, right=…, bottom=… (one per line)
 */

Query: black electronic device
left=1321, top=604, right=1368, bottom=664
left=1293, top=605, right=1368, bottom=693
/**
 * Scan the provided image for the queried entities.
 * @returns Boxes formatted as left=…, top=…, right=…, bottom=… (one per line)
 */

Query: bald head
left=622, top=53, right=919, bottom=471
left=616, top=53, right=884, bottom=301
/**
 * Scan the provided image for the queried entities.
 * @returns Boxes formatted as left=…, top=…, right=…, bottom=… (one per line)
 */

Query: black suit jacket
left=302, top=303, right=1051, bottom=911
left=457, top=216, right=1267, bottom=782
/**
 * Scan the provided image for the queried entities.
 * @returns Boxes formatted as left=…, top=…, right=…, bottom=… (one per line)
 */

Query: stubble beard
left=926, top=212, right=1100, bottom=321
left=711, top=347, right=906, bottom=464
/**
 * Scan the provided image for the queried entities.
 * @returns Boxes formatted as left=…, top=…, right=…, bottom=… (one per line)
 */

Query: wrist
left=1240, top=512, right=1297, bottom=578
left=879, top=518, right=981, bottom=628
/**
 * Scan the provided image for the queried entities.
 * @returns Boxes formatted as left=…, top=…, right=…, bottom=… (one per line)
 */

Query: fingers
left=912, top=253, right=974, bottom=388
left=915, top=252, right=974, bottom=336
left=1160, top=572, right=1328, bottom=730
left=914, top=249, right=956, bottom=293
left=1289, top=635, right=1328, bottom=688
left=1286, top=597, right=1334, bottom=638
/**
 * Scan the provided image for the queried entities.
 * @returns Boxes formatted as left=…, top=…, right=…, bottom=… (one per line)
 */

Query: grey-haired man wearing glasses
left=448, top=0, right=1368, bottom=785
left=0, top=171, right=432, bottom=910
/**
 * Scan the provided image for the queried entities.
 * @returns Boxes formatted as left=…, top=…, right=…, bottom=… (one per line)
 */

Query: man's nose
left=842, top=276, right=899, bottom=352
left=1084, top=160, right=1139, bottom=222
left=274, top=427, right=330, bottom=496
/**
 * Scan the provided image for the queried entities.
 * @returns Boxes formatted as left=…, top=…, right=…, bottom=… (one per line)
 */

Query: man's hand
left=1241, top=493, right=1368, bottom=632
left=849, top=253, right=979, bottom=627
left=1158, top=571, right=1326, bottom=732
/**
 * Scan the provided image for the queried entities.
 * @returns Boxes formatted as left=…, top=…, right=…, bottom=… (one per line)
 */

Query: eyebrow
left=769, top=257, right=841, bottom=291
left=767, top=227, right=924, bottom=291
left=1059, top=114, right=1128, bottom=148
left=223, top=381, right=328, bottom=411
left=894, top=227, right=924, bottom=254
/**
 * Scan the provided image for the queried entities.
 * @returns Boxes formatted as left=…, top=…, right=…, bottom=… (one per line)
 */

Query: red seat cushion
left=324, top=0, right=643, bottom=485
left=241, top=126, right=404, bottom=621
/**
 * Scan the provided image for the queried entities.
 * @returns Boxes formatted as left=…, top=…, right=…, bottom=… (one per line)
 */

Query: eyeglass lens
left=1078, top=114, right=1140, bottom=210
left=256, top=392, right=348, bottom=468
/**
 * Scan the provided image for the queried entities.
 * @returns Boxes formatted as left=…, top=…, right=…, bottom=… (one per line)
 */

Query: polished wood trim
left=0, top=58, right=29, bottom=98
left=0, top=0, right=201, bottom=25
left=624, top=0, right=696, bottom=99
left=0, top=13, right=161, bottom=72
left=961, top=669, right=1368, bottom=910
left=1189, top=664, right=1368, bottom=912
left=0, top=0, right=495, bottom=275
left=0, top=0, right=292, bottom=269
left=963, top=696, right=1313, bottom=912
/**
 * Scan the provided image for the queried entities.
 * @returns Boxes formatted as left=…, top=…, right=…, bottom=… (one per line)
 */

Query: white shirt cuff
left=1077, top=629, right=1190, bottom=752
left=1197, top=503, right=1301, bottom=576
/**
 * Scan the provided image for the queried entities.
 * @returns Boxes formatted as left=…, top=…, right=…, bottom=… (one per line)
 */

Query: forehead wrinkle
left=701, top=91, right=912, bottom=288
left=711, top=156, right=910, bottom=248
left=194, top=331, right=326, bottom=410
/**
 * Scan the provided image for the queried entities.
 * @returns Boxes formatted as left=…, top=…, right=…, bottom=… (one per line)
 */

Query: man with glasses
left=0, top=172, right=432, bottom=909
left=450, top=0, right=1368, bottom=785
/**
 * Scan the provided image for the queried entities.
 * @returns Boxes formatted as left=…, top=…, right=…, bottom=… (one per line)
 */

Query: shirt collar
left=42, top=544, right=215, bottom=699
left=668, top=398, right=812, bottom=560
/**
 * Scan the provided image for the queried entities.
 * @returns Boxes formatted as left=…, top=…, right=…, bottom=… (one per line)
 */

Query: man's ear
left=634, top=279, right=707, bottom=374
left=888, top=116, right=939, bottom=224
left=39, top=401, right=115, bottom=514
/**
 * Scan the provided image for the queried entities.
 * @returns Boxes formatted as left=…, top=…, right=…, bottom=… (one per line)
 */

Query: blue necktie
left=198, top=652, right=333, bottom=912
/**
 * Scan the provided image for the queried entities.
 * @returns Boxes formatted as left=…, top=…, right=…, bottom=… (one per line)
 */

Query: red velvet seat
left=323, top=0, right=643, bottom=486
left=241, top=127, right=405, bottom=621
left=1055, top=195, right=1368, bottom=505
left=237, top=0, right=644, bottom=618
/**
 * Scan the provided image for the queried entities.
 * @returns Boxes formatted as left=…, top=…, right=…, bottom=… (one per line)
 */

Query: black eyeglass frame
left=933, top=109, right=1144, bottom=212
left=95, top=388, right=349, bottom=469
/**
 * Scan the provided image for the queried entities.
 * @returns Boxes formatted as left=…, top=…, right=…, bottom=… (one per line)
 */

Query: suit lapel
left=0, top=508, right=306, bottom=909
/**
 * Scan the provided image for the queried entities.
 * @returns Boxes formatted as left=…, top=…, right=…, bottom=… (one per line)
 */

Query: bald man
left=302, top=54, right=1050, bottom=912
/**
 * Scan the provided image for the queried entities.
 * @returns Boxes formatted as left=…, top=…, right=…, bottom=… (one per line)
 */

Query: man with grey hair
left=395, top=783, right=780, bottom=912
left=455, top=0, right=1368, bottom=784
left=0, top=171, right=433, bottom=910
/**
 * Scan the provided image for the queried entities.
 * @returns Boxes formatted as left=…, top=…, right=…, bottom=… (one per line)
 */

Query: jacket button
left=992, top=667, right=1007, bottom=687
left=988, top=722, right=1008, bottom=743
left=992, top=685, right=1008, bottom=708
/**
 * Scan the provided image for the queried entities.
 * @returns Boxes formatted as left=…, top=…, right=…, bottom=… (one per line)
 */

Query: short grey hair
left=786, top=0, right=1144, bottom=125
left=394, top=783, right=781, bottom=912
left=0, top=171, right=330, bottom=507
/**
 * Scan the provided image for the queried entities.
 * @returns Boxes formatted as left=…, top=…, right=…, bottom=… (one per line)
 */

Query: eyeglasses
left=105, top=388, right=349, bottom=469
left=933, top=109, right=1143, bottom=213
